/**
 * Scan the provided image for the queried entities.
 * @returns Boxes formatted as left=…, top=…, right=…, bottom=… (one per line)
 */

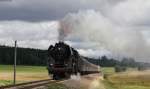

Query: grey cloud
left=0, top=0, right=123, bottom=21
left=78, top=49, right=111, bottom=58
left=108, top=0, right=150, bottom=26
left=0, top=21, right=58, bottom=49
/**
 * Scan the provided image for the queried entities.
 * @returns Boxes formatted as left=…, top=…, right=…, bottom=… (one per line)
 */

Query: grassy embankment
left=0, top=65, right=75, bottom=89
left=0, top=65, right=49, bottom=86
left=102, top=67, right=150, bottom=89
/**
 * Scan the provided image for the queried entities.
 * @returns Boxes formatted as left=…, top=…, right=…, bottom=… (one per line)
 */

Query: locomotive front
left=47, top=42, right=78, bottom=79
left=47, top=42, right=100, bottom=80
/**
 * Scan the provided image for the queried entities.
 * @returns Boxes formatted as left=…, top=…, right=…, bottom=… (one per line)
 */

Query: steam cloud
left=59, top=10, right=150, bottom=61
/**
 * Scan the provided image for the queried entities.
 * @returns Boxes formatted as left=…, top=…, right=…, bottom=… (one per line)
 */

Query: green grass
left=119, top=85, right=150, bottom=89
left=103, top=80, right=150, bottom=89
left=47, top=83, right=69, bottom=89
left=0, top=65, right=47, bottom=72
left=102, top=80, right=116, bottom=89
left=0, top=65, right=49, bottom=86
left=102, top=67, right=150, bottom=89
left=0, top=80, right=13, bottom=86
left=101, top=67, right=115, bottom=75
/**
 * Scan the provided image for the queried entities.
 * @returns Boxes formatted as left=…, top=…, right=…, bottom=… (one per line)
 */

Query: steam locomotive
left=47, top=42, right=100, bottom=80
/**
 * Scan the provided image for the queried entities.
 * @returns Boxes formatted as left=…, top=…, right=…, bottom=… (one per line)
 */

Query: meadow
left=0, top=65, right=49, bottom=86
left=1, top=65, right=150, bottom=89
left=102, top=67, right=150, bottom=89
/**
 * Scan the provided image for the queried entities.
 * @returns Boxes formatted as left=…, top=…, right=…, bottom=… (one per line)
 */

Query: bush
left=115, top=65, right=126, bottom=72
left=138, top=66, right=148, bottom=71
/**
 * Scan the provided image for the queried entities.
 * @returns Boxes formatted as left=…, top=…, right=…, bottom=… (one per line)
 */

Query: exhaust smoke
left=70, top=73, right=81, bottom=80
left=58, top=10, right=150, bottom=61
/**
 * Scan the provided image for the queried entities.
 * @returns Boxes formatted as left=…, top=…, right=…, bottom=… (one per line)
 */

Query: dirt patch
left=0, top=72, right=13, bottom=80
left=0, top=72, right=49, bottom=81
left=61, top=73, right=105, bottom=89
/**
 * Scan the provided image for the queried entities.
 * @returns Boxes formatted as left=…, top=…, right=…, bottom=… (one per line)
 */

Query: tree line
left=0, top=45, right=47, bottom=66
left=86, top=56, right=150, bottom=69
left=0, top=45, right=150, bottom=69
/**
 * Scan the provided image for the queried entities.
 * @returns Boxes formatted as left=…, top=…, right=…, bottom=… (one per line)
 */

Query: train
left=47, top=42, right=100, bottom=80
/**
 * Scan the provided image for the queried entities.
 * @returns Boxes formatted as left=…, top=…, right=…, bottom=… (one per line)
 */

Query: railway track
left=0, top=79, right=61, bottom=89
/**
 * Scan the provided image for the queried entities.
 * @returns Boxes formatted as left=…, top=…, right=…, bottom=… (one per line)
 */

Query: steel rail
left=0, top=79, right=61, bottom=89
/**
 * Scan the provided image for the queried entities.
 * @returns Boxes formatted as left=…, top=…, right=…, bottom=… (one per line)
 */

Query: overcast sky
left=0, top=0, right=150, bottom=61
left=0, top=0, right=123, bottom=21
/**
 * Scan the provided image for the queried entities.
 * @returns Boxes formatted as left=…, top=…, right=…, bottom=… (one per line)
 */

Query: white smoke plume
left=71, top=73, right=81, bottom=80
left=59, top=9, right=150, bottom=61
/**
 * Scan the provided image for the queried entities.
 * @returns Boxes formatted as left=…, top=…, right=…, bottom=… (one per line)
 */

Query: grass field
left=0, top=65, right=49, bottom=86
left=102, top=67, right=150, bottom=89
left=101, top=67, right=115, bottom=75
left=1, top=65, right=150, bottom=89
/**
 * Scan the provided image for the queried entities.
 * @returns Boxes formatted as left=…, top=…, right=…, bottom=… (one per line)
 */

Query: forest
left=0, top=45, right=47, bottom=66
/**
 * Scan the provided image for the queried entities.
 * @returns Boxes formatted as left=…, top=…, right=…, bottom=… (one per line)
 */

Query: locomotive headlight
left=50, top=64, right=53, bottom=66
left=58, top=47, right=61, bottom=50
left=73, top=63, right=75, bottom=66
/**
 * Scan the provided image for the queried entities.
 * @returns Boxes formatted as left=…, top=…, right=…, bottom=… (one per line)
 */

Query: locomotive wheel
left=65, top=72, right=70, bottom=78
left=53, top=74, right=60, bottom=80
left=53, top=73, right=66, bottom=80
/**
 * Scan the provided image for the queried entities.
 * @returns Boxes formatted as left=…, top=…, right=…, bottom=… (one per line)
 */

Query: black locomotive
left=47, top=42, right=99, bottom=80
